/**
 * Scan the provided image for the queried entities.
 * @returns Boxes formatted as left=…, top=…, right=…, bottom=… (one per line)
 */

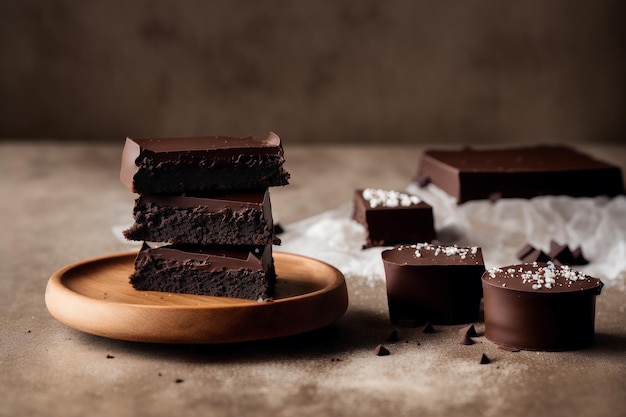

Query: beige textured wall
left=1, top=1, right=625, bottom=143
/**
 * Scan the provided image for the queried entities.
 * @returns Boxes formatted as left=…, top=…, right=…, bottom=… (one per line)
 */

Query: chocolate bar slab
left=120, top=132, right=290, bottom=194
left=130, top=243, right=275, bottom=300
left=123, top=190, right=279, bottom=246
left=416, top=146, right=624, bottom=203
left=352, top=188, right=436, bottom=248
left=482, top=262, right=603, bottom=351
left=382, top=243, right=485, bottom=325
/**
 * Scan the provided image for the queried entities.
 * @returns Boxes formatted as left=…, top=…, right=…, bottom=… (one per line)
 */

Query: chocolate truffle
left=120, top=132, right=290, bottom=194
left=353, top=188, right=436, bottom=248
left=381, top=243, right=485, bottom=325
left=416, top=146, right=624, bottom=203
left=482, top=262, right=603, bottom=351
left=130, top=243, right=276, bottom=300
left=123, top=190, right=279, bottom=246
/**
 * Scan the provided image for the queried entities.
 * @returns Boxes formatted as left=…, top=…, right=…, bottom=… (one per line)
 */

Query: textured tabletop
left=1, top=141, right=625, bottom=417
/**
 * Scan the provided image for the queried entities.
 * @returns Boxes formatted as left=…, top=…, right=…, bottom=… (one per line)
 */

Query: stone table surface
left=1, top=141, right=625, bottom=417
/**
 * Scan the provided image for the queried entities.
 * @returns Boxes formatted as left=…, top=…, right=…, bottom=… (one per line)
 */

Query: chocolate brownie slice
left=123, top=190, right=279, bottom=246
left=130, top=243, right=276, bottom=300
left=120, top=132, right=290, bottom=194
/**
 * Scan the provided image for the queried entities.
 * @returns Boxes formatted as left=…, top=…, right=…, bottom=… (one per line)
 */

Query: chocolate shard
left=488, top=192, right=503, bottom=203
left=520, top=249, right=551, bottom=264
left=516, top=244, right=536, bottom=260
left=386, top=330, right=399, bottom=343
left=374, top=344, right=390, bottom=356
left=549, top=241, right=575, bottom=265
left=459, top=324, right=478, bottom=338
left=479, top=353, right=491, bottom=364
left=422, top=322, right=437, bottom=333
left=571, top=247, right=589, bottom=265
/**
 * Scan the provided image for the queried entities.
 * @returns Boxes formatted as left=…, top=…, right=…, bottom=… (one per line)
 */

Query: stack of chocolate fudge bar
left=120, top=132, right=289, bottom=300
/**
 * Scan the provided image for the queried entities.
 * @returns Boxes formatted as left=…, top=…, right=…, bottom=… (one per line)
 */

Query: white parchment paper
left=278, top=185, right=626, bottom=289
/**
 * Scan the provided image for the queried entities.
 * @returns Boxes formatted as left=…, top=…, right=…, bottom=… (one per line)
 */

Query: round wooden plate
left=45, top=251, right=348, bottom=344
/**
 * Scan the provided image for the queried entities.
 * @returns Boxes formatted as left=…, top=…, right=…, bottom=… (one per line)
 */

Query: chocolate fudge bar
left=381, top=243, right=485, bottom=325
left=416, top=146, right=624, bottom=203
left=353, top=188, right=436, bottom=248
left=123, top=190, right=279, bottom=246
left=482, top=262, right=603, bottom=351
left=120, top=132, right=290, bottom=194
left=130, top=243, right=276, bottom=300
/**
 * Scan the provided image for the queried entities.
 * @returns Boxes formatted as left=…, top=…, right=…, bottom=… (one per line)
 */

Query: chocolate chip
left=479, top=354, right=491, bottom=364
left=386, top=330, right=399, bottom=343
left=459, top=324, right=478, bottom=337
left=398, top=319, right=418, bottom=328
left=422, top=322, right=436, bottom=333
left=374, top=344, right=390, bottom=356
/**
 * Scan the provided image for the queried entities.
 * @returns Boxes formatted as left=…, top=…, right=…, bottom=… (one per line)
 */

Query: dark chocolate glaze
left=120, top=132, right=289, bottom=194
left=482, top=262, right=603, bottom=351
left=382, top=244, right=485, bottom=325
left=416, top=146, right=624, bottom=203
left=352, top=189, right=436, bottom=248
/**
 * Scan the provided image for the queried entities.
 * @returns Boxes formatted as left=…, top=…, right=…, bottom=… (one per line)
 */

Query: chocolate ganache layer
left=482, top=262, right=603, bottom=351
left=416, top=145, right=624, bottom=203
left=123, top=189, right=278, bottom=246
left=352, top=188, right=436, bottom=248
left=130, top=243, right=275, bottom=300
left=382, top=243, right=485, bottom=325
left=120, top=132, right=290, bottom=194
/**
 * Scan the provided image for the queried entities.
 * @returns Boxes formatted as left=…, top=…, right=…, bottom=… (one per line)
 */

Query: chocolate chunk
left=520, top=249, right=551, bottom=263
left=516, top=244, right=536, bottom=260
left=549, top=241, right=576, bottom=265
left=422, top=322, right=437, bottom=333
left=374, top=345, right=390, bottom=356
left=386, top=330, right=399, bottom=343
left=460, top=334, right=475, bottom=345
left=459, top=324, right=478, bottom=338
left=479, top=354, right=491, bottom=364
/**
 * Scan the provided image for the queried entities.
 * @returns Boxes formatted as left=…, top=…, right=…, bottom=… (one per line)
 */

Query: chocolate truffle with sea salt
left=382, top=243, right=485, bottom=325
left=482, top=262, right=603, bottom=351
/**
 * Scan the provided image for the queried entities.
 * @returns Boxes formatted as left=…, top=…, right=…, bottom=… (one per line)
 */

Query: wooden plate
left=45, top=251, right=348, bottom=344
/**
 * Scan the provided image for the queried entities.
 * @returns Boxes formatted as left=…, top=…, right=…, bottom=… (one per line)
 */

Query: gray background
left=1, top=1, right=625, bottom=143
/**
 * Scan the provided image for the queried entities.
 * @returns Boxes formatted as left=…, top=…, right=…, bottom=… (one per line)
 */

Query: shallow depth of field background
left=1, top=1, right=625, bottom=144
